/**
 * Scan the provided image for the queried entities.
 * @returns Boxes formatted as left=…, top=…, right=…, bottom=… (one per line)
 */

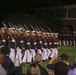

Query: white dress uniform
left=36, top=41, right=42, bottom=55
left=22, top=49, right=27, bottom=63
left=49, top=42, right=58, bottom=58
left=16, top=40, right=23, bottom=64
left=30, top=37, right=36, bottom=62
left=46, top=48, right=51, bottom=59
left=9, top=39, right=16, bottom=62
left=42, top=43, right=48, bottom=60
left=26, top=49, right=32, bottom=63
left=37, top=49, right=42, bottom=54
left=9, top=48, right=15, bottom=62
left=42, top=48, right=47, bottom=60
left=30, top=49, right=36, bottom=61
left=16, top=47, right=22, bottom=64
left=22, top=42, right=32, bottom=63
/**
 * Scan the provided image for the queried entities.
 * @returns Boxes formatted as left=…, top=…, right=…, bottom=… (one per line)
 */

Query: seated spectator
left=54, top=62, right=68, bottom=75
left=0, top=52, right=7, bottom=75
left=68, top=57, right=76, bottom=75
left=26, top=63, right=40, bottom=75
left=47, top=53, right=71, bottom=71
left=34, top=53, right=49, bottom=75
left=0, top=45, right=23, bottom=75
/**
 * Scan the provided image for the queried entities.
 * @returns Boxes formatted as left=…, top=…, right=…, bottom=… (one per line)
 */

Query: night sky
left=0, top=0, right=76, bottom=13
left=0, top=0, right=76, bottom=30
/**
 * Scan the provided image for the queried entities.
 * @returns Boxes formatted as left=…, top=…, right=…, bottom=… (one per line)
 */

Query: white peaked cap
left=18, top=28, right=22, bottom=30
left=31, top=30, right=35, bottom=33
left=37, top=31, right=41, bottom=33
left=9, top=28, right=15, bottom=30
left=26, top=30, right=30, bottom=32
left=1, top=28, right=6, bottom=30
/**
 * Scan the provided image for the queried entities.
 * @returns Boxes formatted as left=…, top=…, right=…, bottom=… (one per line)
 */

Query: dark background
left=0, top=0, right=76, bottom=32
left=0, top=0, right=75, bottom=15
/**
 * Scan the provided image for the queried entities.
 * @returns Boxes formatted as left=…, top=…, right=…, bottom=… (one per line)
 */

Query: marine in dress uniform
left=36, top=32, right=42, bottom=55
left=0, top=23, right=60, bottom=63
left=49, top=33, right=58, bottom=59
left=30, top=31, right=36, bottom=62
left=42, top=33, right=48, bottom=61
left=16, top=28, right=24, bottom=64
left=22, top=31, right=32, bottom=63
left=8, top=28, right=16, bottom=62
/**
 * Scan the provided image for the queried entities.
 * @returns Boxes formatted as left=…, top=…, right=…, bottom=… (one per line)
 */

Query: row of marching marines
left=0, top=22, right=59, bottom=64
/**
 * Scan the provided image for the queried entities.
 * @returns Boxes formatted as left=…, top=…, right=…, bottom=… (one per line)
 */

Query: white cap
left=37, top=31, right=41, bottom=33
left=18, top=28, right=22, bottom=30
left=47, top=33, right=50, bottom=34
left=1, top=28, right=6, bottom=30
left=9, top=28, right=15, bottom=30
left=43, top=32, right=46, bottom=34
left=31, top=30, right=35, bottom=33
left=26, top=30, right=30, bottom=32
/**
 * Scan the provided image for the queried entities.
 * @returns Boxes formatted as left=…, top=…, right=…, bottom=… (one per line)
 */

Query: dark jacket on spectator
left=2, top=56, right=15, bottom=75
left=47, top=64, right=72, bottom=71
left=38, top=64, right=49, bottom=75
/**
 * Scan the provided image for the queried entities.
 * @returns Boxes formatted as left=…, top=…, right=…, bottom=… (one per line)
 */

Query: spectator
left=26, top=63, right=40, bottom=75
left=0, top=45, right=23, bottom=75
left=47, top=53, right=71, bottom=71
left=59, top=53, right=69, bottom=65
left=0, top=52, right=7, bottom=75
left=54, top=62, right=68, bottom=75
left=0, top=45, right=10, bottom=55
left=68, top=57, right=76, bottom=75
left=34, top=53, right=49, bottom=75
left=0, top=45, right=15, bottom=75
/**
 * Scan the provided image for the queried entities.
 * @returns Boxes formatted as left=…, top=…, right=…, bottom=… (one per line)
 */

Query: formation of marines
left=0, top=22, right=59, bottom=64
left=59, top=33, right=76, bottom=46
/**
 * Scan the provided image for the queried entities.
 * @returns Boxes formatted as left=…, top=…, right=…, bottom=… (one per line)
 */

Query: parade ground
left=22, top=46, right=76, bottom=74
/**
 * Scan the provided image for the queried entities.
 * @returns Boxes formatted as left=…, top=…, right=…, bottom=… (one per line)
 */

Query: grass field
left=22, top=46, right=76, bottom=74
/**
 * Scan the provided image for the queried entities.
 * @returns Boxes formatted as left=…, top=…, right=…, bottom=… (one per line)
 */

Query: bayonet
left=9, top=22, right=15, bottom=28
left=8, top=23, right=12, bottom=28
left=47, top=27, right=52, bottom=33
left=29, top=23, right=34, bottom=31
left=36, top=26, right=40, bottom=31
left=24, top=24, right=28, bottom=30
